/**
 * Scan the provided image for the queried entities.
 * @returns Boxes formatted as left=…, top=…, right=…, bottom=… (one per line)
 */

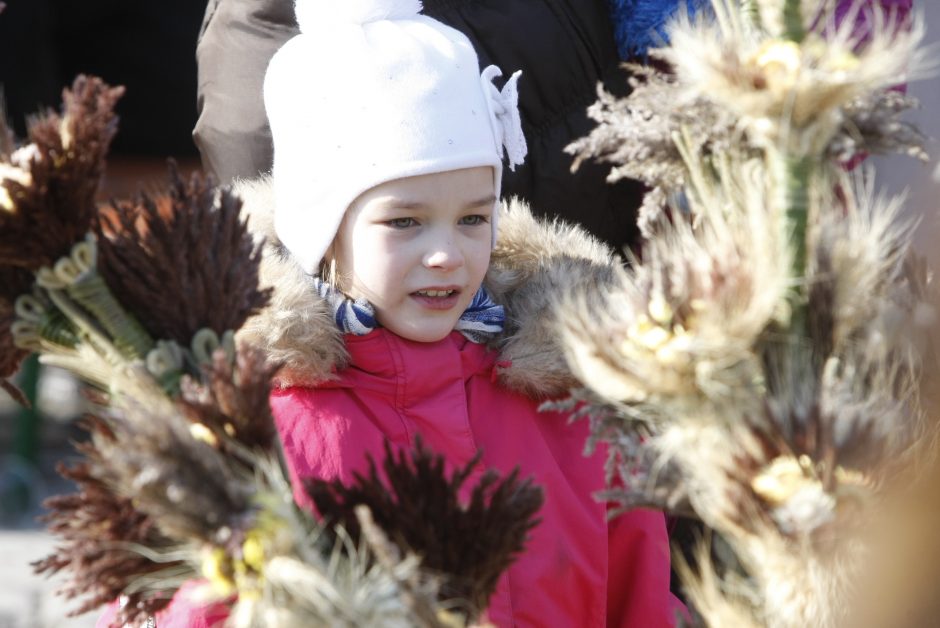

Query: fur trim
left=233, top=176, right=348, bottom=387
left=233, top=178, right=618, bottom=397
left=486, top=199, right=619, bottom=398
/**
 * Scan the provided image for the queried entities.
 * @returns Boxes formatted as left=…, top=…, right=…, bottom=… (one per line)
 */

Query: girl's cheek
left=469, top=235, right=492, bottom=265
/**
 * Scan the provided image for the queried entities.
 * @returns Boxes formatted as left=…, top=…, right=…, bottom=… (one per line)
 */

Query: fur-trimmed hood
left=233, top=176, right=618, bottom=399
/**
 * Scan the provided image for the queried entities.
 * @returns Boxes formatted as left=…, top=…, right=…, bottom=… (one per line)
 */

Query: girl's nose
left=423, top=235, right=464, bottom=271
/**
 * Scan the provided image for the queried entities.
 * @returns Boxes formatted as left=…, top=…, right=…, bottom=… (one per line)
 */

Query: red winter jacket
left=271, top=329, right=680, bottom=627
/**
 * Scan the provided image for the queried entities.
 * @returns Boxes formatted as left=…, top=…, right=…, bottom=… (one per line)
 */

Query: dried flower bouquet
left=565, top=1, right=935, bottom=625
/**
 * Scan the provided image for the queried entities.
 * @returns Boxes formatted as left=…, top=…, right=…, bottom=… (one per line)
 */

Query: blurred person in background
left=193, top=0, right=678, bottom=254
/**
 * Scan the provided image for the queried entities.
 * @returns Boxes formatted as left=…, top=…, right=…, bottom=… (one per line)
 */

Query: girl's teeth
left=418, top=290, right=453, bottom=297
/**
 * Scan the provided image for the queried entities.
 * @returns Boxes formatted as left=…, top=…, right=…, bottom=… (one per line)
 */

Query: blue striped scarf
left=312, top=278, right=505, bottom=343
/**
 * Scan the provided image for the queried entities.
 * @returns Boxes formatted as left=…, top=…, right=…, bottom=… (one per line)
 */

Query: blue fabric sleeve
left=606, top=0, right=704, bottom=60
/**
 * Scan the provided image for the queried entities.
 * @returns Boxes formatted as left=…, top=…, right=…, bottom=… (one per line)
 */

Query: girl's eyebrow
left=465, top=195, right=497, bottom=209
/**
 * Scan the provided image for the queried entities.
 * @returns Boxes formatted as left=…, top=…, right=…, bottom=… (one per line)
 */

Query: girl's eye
left=460, top=215, right=489, bottom=226
left=386, top=217, right=417, bottom=229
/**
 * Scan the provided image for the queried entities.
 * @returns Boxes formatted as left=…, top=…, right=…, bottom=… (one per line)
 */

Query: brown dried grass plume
left=0, top=76, right=122, bottom=275
left=178, top=344, right=280, bottom=452
left=1, top=76, right=121, bottom=381
left=92, top=383, right=253, bottom=545
left=96, top=165, right=270, bottom=346
left=33, top=418, right=183, bottom=624
left=306, top=438, right=544, bottom=618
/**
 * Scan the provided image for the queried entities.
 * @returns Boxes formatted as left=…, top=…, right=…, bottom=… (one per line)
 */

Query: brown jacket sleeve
left=193, top=0, right=298, bottom=183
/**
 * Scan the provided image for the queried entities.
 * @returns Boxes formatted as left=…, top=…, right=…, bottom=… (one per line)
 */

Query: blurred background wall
left=0, top=0, right=209, bottom=199
left=0, top=0, right=207, bottom=154
left=876, top=4, right=940, bottom=269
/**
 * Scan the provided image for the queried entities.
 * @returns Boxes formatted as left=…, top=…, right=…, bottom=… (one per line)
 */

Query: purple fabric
left=832, top=0, right=913, bottom=44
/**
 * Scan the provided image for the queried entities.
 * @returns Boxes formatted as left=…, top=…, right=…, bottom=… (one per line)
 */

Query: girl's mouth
left=410, top=288, right=461, bottom=310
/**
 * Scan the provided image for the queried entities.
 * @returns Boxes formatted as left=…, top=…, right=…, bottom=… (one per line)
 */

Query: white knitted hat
left=264, top=0, right=528, bottom=274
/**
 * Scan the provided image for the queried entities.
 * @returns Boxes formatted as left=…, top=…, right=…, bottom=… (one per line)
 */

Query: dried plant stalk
left=0, top=76, right=121, bottom=273
left=97, top=164, right=270, bottom=347
left=0, top=77, right=122, bottom=380
left=178, top=344, right=280, bottom=452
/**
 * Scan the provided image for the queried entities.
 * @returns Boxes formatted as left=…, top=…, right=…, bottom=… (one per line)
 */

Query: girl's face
left=331, top=166, right=495, bottom=343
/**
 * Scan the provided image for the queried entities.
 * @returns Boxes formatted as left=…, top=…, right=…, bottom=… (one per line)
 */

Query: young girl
left=101, top=1, right=678, bottom=625
left=251, top=1, right=677, bottom=624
